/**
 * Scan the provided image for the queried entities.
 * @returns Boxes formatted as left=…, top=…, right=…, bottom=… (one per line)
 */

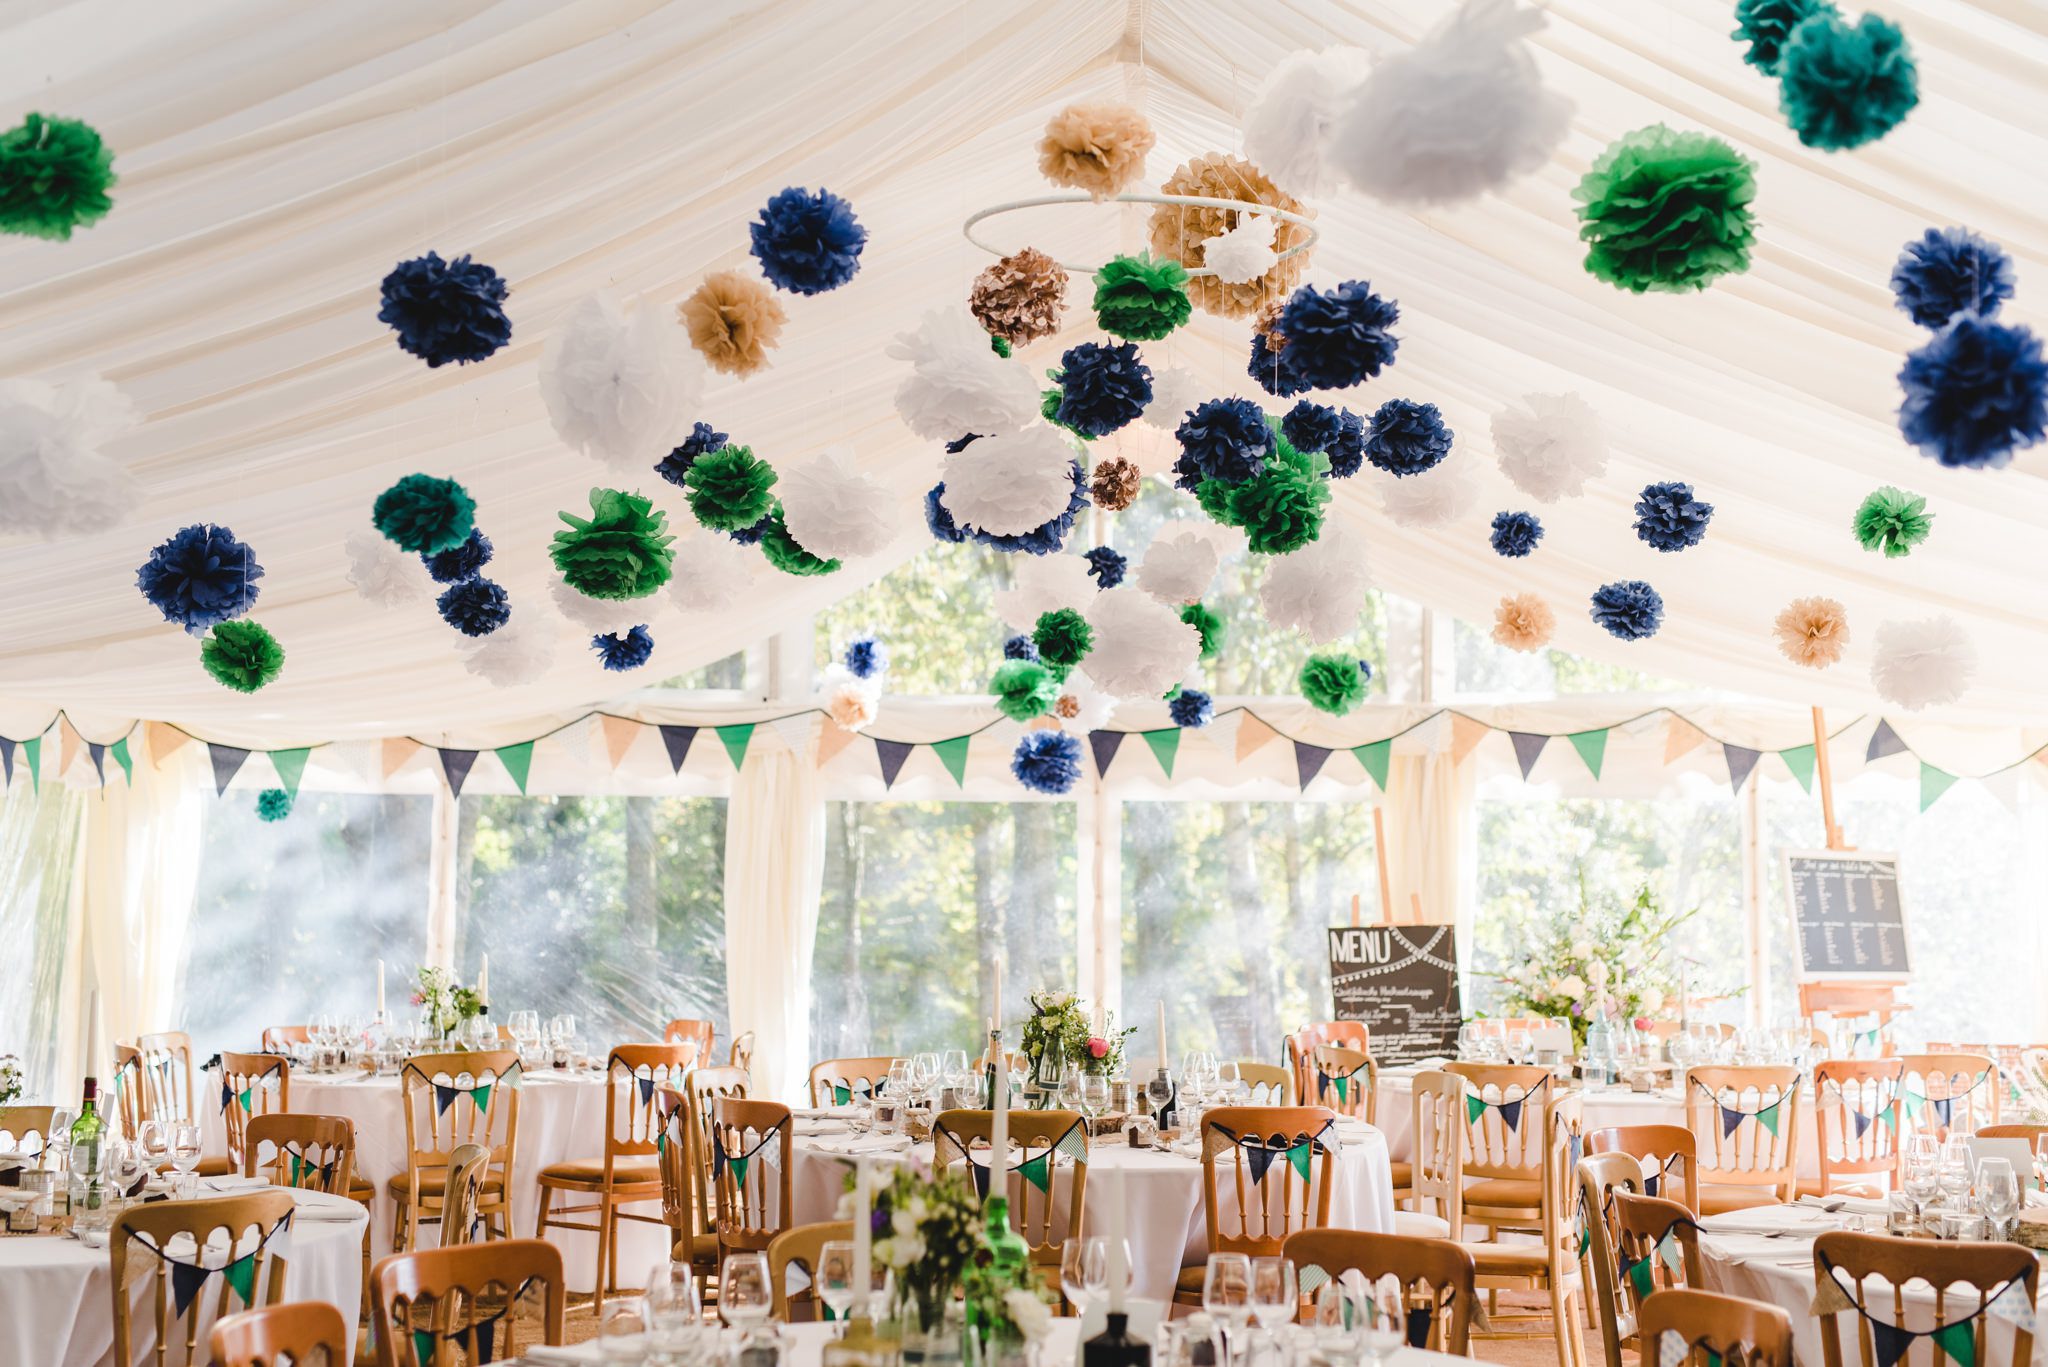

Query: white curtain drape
left=74, top=744, right=209, bottom=1080
left=1379, top=750, right=1473, bottom=927
left=721, top=745, right=827, bottom=1105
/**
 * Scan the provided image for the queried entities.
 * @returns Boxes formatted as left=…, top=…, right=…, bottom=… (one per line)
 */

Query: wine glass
left=1312, top=1281, right=1364, bottom=1367
left=598, top=1296, right=650, bottom=1364
left=106, top=1137, right=149, bottom=1202
left=1147, top=1068, right=1174, bottom=1118
left=136, top=1120, right=169, bottom=1182
left=1204, top=1252, right=1253, bottom=1366
left=1938, top=1139, right=1975, bottom=1210
left=1057, top=1064, right=1085, bottom=1116
left=1250, top=1255, right=1298, bottom=1334
left=886, top=1058, right=913, bottom=1100
left=817, top=1238, right=858, bottom=1327
left=1062, top=1236, right=1108, bottom=1310
left=1506, top=1029, right=1533, bottom=1065
left=1080, top=1072, right=1111, bottom=1130
left=913, top=1052, right=941, bottom=1104
left=1902, top=1135, right=1940, bottom=1220
left=1360, top=1275, right=1406, bottom=1365
left=941, top=1049, right=971, bottom=1095
left=1979, top=1157, right=2021, bottom=1239
left=169, top=1120, right=203, bottom=1199
left=645, top=1262, right=700, bottom=1357
left=719, top=1251, right=773, bottom=1329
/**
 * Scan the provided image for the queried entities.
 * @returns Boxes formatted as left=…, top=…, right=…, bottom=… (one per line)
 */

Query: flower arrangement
left=1490, top=877, right=1695, bottom=1048
left=0, top=1054, right=20, bottom=1108
left=411, top=966, right=484, bottom=1039
left=1019, top=990, right=1135, bottom=1079
left=965, top=1254, right=1054, bottom=1351
left=839, top=1164, right=981, bottom=1333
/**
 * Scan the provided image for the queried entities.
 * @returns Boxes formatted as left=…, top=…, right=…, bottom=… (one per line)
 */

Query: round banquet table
left=787, top=1117, right=1397, bottom=1303
left=199, top=1066, right=668, bottom=1290
left=0, top=1185, right=367, bottom=1367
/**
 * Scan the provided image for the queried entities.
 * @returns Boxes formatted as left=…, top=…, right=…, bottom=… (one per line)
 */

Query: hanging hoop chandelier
left=961, top=191, right=1319, bottom=278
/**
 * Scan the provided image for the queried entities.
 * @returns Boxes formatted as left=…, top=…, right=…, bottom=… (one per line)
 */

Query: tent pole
left=425, top=784, right=460, bottom=970
left=1812, top=706, right=1846, bottom=850
left=1371, top=806, right=1393, bottom=923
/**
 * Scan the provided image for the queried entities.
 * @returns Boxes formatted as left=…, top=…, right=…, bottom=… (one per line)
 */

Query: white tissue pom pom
left=778, top=446, right=896, bottom=560
left=551, top=577, right=645, bottom=635
left=888, top=308, right=1043, bottom=441
left=1053, top=669, right=1118, bottom=734
left=668, top=533, right=756, bottom=613
left=1202, top=215, right=1281, bottom=286
left=1241, top=47, right=1375, bottom=196
left=1085, top=590, right=1203, bottom=699
left=539, top=293, right=697, bottom=467
left=1492, top=392, right=1606, bottom=503
left=1330, top=0, right=1571, bottom=206
left=1142, top=365, right=1208, bottom=431
left=345, top=528, right=430, bottom=606
left=994, top=553, right=1096, bottom=630
left=0, top=375, right=138, bottom=537
left=1378, top=460, right=1479, bottom=527
left=1137, top=525, right=1224, bottom=603
left=941, top=427, right=1078, bottom=536
left=818, top=664, right=881, bottom=733
left=1871, top=617, right=1976, bottom=711
left=459, top=619, right=556, bottom=688
left=1260, top=528, right=1374, bottom=643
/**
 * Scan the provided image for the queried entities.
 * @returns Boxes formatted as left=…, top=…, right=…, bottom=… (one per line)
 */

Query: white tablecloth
left=787, top=1120, right=1397, bottom=1303
left=0, top=1186, right=366, bottom=1367
left=199, top=1067, right=668, bottom=1290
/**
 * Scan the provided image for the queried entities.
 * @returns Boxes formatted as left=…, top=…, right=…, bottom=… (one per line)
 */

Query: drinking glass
left=1147, top=1068, right=1175, bottom=1117
left=1204, top=1251, right=1253, bottom=1365
left=1217, top=1060, right=1247, bottom=1103
left=1080, top=1072, right=1111, bottom=1128
left=136, top=1120, right=169, bottom=1181
left=941, top=1049, right=971, bottom=1094
left=645, top=1263, right=700, bottom=1364
left=886, top=1058, right=913, bottom=1100
left=599, top=1296, right=651, bottom=1363
left=169, top=1120, right=203, bottom=1199
left=720, top=1251, right=773, bottom=1328
left=1056, top=1064, right=1084, bottom=1115
left=1506, top=1029, right=1532, bottom=1065
left=1062, top=1236, right=1108, bottom=1309
left=1249, top=1256, right=1297, bottom=1330
left=1312, top=1282, right=1364, bottom=1367
left=106, top=1138, right=149, bottom=1202
left=1360, top=1275, right=1405, bottom=1365
left=913, top=1052, right=941, bottom=1103
left=1979, top=1157, right=2021, bottom=1238
left=817, top=1238, right=858, bottom=1326
left=1180, top=1052, right=1206, bottom=1105
left=1938, top=1139, right=1975, bottom=1209
left=1903, top=1135, right=1940, bottom=1218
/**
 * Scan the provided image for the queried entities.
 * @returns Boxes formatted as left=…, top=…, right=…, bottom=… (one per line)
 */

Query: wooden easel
left=1795, top=706, right=1904, bottom=1035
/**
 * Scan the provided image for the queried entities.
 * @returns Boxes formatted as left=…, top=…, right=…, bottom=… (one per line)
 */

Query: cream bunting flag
left=599, top=714, right=641, bottom=769
left=381, top=737, right=421, bottom=779
left=1663, top=715, right=1706, bottom=764
left=815, top=720, right=860, bottom=768
left=56, top=717, right=81, bottom=779
left=1236, top=712, right=1278, bottom=761
left=1448, top=713, right=1490, bottom=764
left=769, top=713, right=816, bottom=760
left=144, top=720, right=190, bottom=769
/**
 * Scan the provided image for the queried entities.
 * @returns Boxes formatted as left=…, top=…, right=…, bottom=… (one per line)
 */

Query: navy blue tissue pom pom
left=1324, top=409, right=1366, bottom=478
left=437, top=576, right=511, bottom=637
left=925, top=483, right=969, bottom=544
left=1169, top=688, right=1214, bottom=729
left=1248, top=332, right=1315, bottom=398
left=1891, top=227, right=2014, bottom=330
left=593, top=625, right=654, bottom=671
left=1490, top=511, right=1543, bottom=558
left=1633, top=481, right=1715, bottom=551
left=1004, top=634, right=1040, bottom=662
left=1084, top=544, right=1127, bottom=590
left=377, top=252, right=511, bottom=368
left=1281, top=401, right=1343, bottom=455
left=656, top=422, right=728, bottom=488
left=135, top=523, right=263, bottom=636
left=1898, top=314, right=2048, bottom=469
left=843, top=635, right=886, bottom=680
left=1011, top=729, right=1083, bottom=794
left=1056, top=341, right=1153, bottom=438
left=1276, top=281, right=1400, bottom=391
left=1590, top=580, right=1664, bottom=641
left=970, top=462, right=1087, bottom=555
left=422, top=528, right=493, bottom=583
left=727, top=514, right=775, bottom=547
left=1176, top=397, right=1274, bottom=484
left=748, top=187, right=866, bottom=296
left=944, top=433, right=982, bottom=453
left=1364, top=399, right=1453, bottom=477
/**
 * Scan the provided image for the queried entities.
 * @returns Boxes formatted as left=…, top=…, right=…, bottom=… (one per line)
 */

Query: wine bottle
left=69, top=1077, right=105, bottom=1212
left=1084, top=1311, right=1151, bottom=1367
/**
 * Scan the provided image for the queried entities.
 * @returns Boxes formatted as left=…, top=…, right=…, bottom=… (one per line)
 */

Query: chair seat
left=196, top=1155, right=236, bottom=1178
left=1465, top=1240, right=1551, bottom=1274
left=535, top=1155, right=663, bottom=1188
left=1699, top=1183, right=1781, bottom=1216
left=1462, top=1177, right=1541, bottom=1209
left=1393, top=1210, right=1452, bottom=1238
left=1389, top=1161, right=1413, bottom=1191
left=388, top=1170, right=506, bottom=1199
left=350, top=1176, right=376, bottom=1202
left=1175, top=1265, right=1210, bottom=1296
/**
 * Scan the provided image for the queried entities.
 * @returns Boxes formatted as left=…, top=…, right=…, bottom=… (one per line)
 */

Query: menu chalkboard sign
left=1328, top=924, right=1462, bottom=1064
left=1784, top=850, right=1909, bottom=981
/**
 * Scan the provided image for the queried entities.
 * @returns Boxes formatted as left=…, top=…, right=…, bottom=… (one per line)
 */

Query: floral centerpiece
left=0, top=1054, right=20, bottom=1108
left=1491, top=878, right=1694, bottom=1049
left=411, top=965, right=484, bottom=1040
left=841, top=1164, right=981, bottom=1339
left=964, top=1254, right=1053, bottom=1365
left=1019, top=991, right=1134, bottom=1094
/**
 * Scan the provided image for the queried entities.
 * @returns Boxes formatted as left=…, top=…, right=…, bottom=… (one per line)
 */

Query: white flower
left=892, top=1208, right=917, bottom=1238
left=1557, top=975, right=1586, bottom=1000
left=1586, top=959, right=1609, bottom=987
left=907, top=1196, right=929, bottom=1223
left=1569, top=940, right=1592, bottom=961
left=894, top=1233, right=925, bottom=1266
left=874, top=1237, right=896, bottom=1266
left=1005, top=1288, right=1053, bottom=1342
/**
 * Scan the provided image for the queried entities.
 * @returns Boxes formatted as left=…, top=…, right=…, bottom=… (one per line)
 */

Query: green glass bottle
left=982, top=1186, right=1032, bottom=1275
left=69, top=1077, right=105, bottom=1212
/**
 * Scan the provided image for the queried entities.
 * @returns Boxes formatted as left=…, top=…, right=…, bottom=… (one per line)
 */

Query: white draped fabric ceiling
left=4, top=0, right=2048, bottom=748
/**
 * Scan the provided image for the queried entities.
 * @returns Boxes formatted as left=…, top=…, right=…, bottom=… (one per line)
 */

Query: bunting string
left=123, top=1212, right=294, bottom=1319
left=401, top=1061, right=522, bottom=1118
left=933, top=1119, right=1089, bottom=1198
left=712, top=1127, right=783, bottom=1188
left=1808, top=1251, right=2034, bottom=1367
left=1206, top=1122, right=1339, bottom=1186
left=1690, top=1078, right=1796, bottom=1140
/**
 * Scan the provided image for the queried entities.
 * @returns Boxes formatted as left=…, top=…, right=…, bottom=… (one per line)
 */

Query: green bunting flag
left=729, top=1154, right=750, bottom=1187
left=414, top=1328, right=438, bottom=1367
left=494, top=741, right=534, bottom=795
left=1780, top=744, right=1816, bottom=792
left=238, top=1087, right=253, bottom=1113
left=1465, top=1093, right=1486, bottom=1126
left=1931, top=1321, right=1976, bottom=1367
left=1756, top=1099, right=1782, bottom=1137
left=1142, top=728, right=1180, bottom=778
left=471, top=1083, right=493, bottom=1115
left=931, top=735, right=971, bottom=787
left=717, top=723, right=755, bottom=771
left=1352, top=739, right=1391, bottom=791
left=1919, top=761, right=1958, bottom=812
left=1567, top=728, right=1608, bottom=779
left=268, top=746, right=311, bottom=798
left=110, top=737, right=133, bottom=783
left=1626, top=1254, right=1654, bottom=1300
left=223, top=1251, right=257, bottom=1306
left=1018, top=1151, right=1051, bottom=1192
left=22, top=737, right=38, bottom=792
left=1286, top=1140, right=1312, bottom=1184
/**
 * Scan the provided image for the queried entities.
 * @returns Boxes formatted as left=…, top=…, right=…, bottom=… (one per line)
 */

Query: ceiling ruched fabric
left=3, top=0, right=2048, bottom=748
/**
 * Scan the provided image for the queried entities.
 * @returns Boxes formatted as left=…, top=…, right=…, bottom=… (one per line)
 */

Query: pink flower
left=410, top=992, right=425, bottom=1006
left=1087, top=1037, right=1109, bottom=1059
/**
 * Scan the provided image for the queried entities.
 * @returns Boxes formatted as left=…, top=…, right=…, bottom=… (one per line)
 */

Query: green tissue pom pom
left=1777, top=11, right=1918, bottom=152
left=990, top=659, right=1059, bottom=722
left=684, top=444, right=778, bottom=532
left=1041, top=386, right=1094, bottom=442
left=759, top=505, right=841, bottom=576
left=1179, top=602, right=1226, bottom=661
left=1574, top=125, right=1757, bottom=294
left=1299, top=653, right=1368, bottom=716
left=1032, top=607, right=1095, bottom=669
left=256, top=788, right=293, bottom=822
left=1195, top=477, right=1242, bottom=527
left=0, top=113, right=115, bottom=241
left=1226, top=425, right=1330, bottom=554
left=991, top=334, right=1013, bottom=358
left=550, top=488, right=676, bottom=599
left=1853, top=486, right=1933, bottom=558
left=202, top=620, right=285, bottom=694
left=1093, top=253, right=1192, bottom=341
left=1732, top=0, right=1837, bottom=75
left=372, top=474, right=476, bottom=555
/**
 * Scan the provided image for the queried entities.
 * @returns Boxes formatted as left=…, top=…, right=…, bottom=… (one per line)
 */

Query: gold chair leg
left=594, top=1191, right=614, bottom=1317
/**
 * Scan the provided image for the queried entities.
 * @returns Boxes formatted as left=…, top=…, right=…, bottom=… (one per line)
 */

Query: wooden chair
left=243, top=1113, right=354, bottom=1194
left=113, top=1043, right=146, bottom=1139
left=1465, top=1092, right=1590, bottom=1367
left=1306, top=1046, right=1374, bottom=1122
left=1809, top=1058, right=1904, bottom=1198
left=654, top=1084, right=718, bottom=1297
left=0, top=1104, right=57, bottom=1164
left=1579, top=1151, right=1646, bottom=1367
left=370, top=1237, right=567, bottom=1367
left=1283, top=1022, right=1368, bottom=1110
left=1403, top=1069, right=1463, bottom=1239
left=711, top=1097, right=795, bottom=1258
left=932, top=1109, right=1089, bottom=1286
left=663, top=1019, right=715, bottom=1067
left=218, top=1052, right=291, bottom=1174
left=130, top=1030, right=235, bottom=1175
left=390, top=1051, right=520, bottom=1251
left=809, top=1056, right=894, bottom=1106
left=209, top=1300, right=351, bottom=1367
left=1586, top=1123, right=1700, bottom=1212
left=1175, top=1104, right=1338, bottom=1304
left=1612, top=1190, right=1706, bottom=1348
left=535, top=1043, right=693, bottom=1314
left=1897, top=1052, right=2000, bottom=1143
left=110, top=1190, right=295, bottom=1366
left=767, top=1220, right=854, bottom=1321
left=1282, top=1228, right=1477, bottom=1355
left=1640, top=1288, right=1793, bottom=1367
left=260, top=1026, right=310, bottom=1053
left=677, top=1066, right=750, bottom=1287
left=1235, top=1060, right=1294, bottom=1105
left=1683, top=1066, right=1801, bottom=1214
left=1445, top=1062, right=1554, bottom=1235
left=1978, top=1122, right=2048, bottom=1144
left=439, top=1144, right=492, bottom=1248
left=1812, top=1230, right=2036, bottom=1367
left=729, top=1030, right=756, bottom=1072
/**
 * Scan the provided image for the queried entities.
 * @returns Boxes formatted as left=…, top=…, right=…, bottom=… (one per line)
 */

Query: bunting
left=659, top=724, right=699, bottom=773
left=208, top=743, right=249, bottom=795
left=145, top=720, right=192, bottom=769
left=1294, top=740, right=1331, bottom=790
left=1662, top=716, right=1706, bottom=765
left=1351, top=738, right=1391, bottom=791
left=109, top=736, right=134, bottom=783
left=600, top=714, right=641, bottom=769
left=1722, top=743, right=1762, bottom=795
left=815, top=720, right=860, bottom=769
left=1089, top=729, right=1125, bottom=778
left=129, top=1211, right=293, bottom=1320
left=1567, top=727, right=1608, bottom=779
left=1447, top=713, right=1490, bottom=764
left=1142, top=728, right=1180, bottom=779
left=438, top=748, right=479, bottom=796
left=1312, top=1056, right=1371, bottom=1105
left=87, top=740, right=105, bottom=785
left=1464, top=1092, right=1531, bottom=1132
left=22, top=736, right=40, bottom=791
left=712, top=1126, right=783, bottom=1189
left=1780, top=743, right=1816, bottom=792
left=715, top=723, right=755, bottom=771
left=1207, top=1122, right=1335, bottom=1186
left=1919, top=761, right=1959, bottom=812
left=1692, top=1079, right=1787, bottom=1138
left=381, top=736, right=420, bottom=779
left=494, top=741, right=534, bottom=794
left=1810, top=1251, right=2030, bottom=1367
left=875, top=738, right=914, bottom=788
left=931, top=735, right=972, bottom=787
left=1235, top=712, right=1279, bottom=761
left=1509, top=731, right=1548, bottom=779
left=267, top=746, right=310, bottom=798
left=1866, top=719, right=1909, bottom=761
left=937, top=1119, right=1090, bottom=1199
left=0, top=737, right=12, bottom=787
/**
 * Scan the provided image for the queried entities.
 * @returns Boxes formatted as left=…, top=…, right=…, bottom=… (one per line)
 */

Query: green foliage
left=0, top=113, right=115, bottom=240
left=550, top=488, right=676, bottom=599
left=684, top=444, right=778, bottom=532
left=1092, top=253, right=1192, bottom=341
left=1031, top=608, right=1094, bottom=668
left=201, top=620, right=285, bottom=693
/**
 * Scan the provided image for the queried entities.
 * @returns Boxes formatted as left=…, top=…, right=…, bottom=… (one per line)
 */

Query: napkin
left=521, top=1343, right=608, bottom=1364
left=1796, top=1193, right=1889, bottom=1219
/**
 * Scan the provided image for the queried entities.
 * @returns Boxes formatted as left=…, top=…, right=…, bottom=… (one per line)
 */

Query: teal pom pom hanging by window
left=0, top=113, right=115, bottom=240
left=372, top=474, right=476, bottom=556
left=1574, top=125, right=1757, bottom=294
left=1731, top=0, right=1838, bottom=76
left=1093, top=254, right=1192, bottom=341
left=684, top=444, right=778, bottom=533
left=550, top=488, right=676, bottom=600
left=1777, top=11, right=1918, bottom=152
left=201, top=620, right=285, bottom=694
left=256, top=788, right=293, bottom=823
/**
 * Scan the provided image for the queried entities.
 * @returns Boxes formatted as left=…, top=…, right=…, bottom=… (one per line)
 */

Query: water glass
left=1249, top=1256, right=1297, bottom=1329
left=1204, top=1251, right=1253, bottom=1365
left=1062, top=1235, right=1108, bottom=1309
left=1903, top=1135, right=1940, bottom=1214
left=1147, top=1068, right=1174, bottom=1119
left=1360, top=1275, right=1406, bottom=1365
left=137, top=1120, right=169, bottom=1179
left=1978, top=1157, right=2021, bottom=1239
left=169, top=1120, right=203, bottom=1199
left=1080, top=1072, right=1111, bottom=1128
left=599, top=1296, right=651, bottom=1363
left=720, top=1251, right=773, bottom=1329
left=940, top=1049, right=971, bottom=1093
left=817, top=1238, right=858, bottom=1325
left=645, top=1264, right=701, bottom=1363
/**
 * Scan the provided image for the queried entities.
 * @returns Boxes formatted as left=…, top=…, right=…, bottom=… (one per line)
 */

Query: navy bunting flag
left=439, top=748, right=479, bottom=796
left=660, top=724, right=699, bottom=773
left=1089, top=729, right=1125, bottom=778
left=209, top=743, right=250, bottom=795
left=875, top=738, right=914, bottom=788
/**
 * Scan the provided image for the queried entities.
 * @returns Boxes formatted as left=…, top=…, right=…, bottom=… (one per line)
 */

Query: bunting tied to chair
left=404, top=1060, right=522, bottom=1118
left=934, top=1118, right=1089, bottom=1199
left=1691, top=1077, right=1790, bottom=1139
left=396, top=1274, right=548, bottom=1366
left=123, top=1210, right=294, bottom=1319
left=1900, top=1068, right=1993, bottom=1130
left=1295, top=1265, right=1444, bottom=1350
left=219, top=1080, right=257, bottom=1115
left=1809, top=1249, right=2035, bottom=1367
left=1655, top=1327, right=1729, bottom=1367
left=1615, top=1214, right=1696, bottom=1302
left=1820, top=1078, right=1900, bottom=1140
left=278, top=1146, right=339, bottom=1189
left=713, top=1126, right=782, bottom=1188
left=1205, top=1121, right=1337, bottom=1186
left=1313, top=1056, right=1371, bottom=1106
left=830, top=1078, right=885, bottom=1106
